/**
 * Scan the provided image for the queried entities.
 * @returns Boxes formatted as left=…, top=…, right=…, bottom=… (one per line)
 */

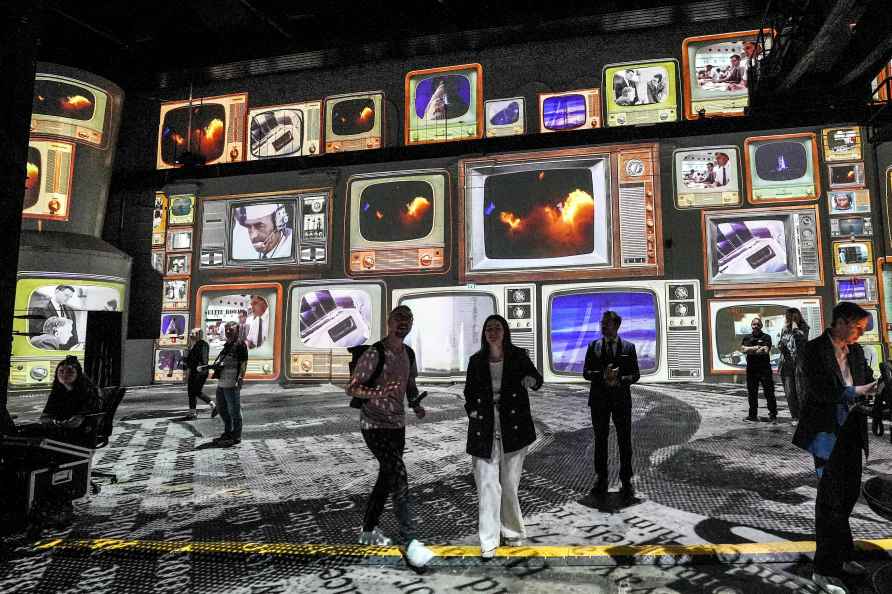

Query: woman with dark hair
left=184, top=328, right=217, bottom=420
left=463, top=314, right=543, bottom=558
left=778, top=307, right=810, bottom=422
left=38, top=356, right=103, bottom=447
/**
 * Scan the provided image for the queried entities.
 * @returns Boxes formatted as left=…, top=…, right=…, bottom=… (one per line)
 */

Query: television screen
left=167, top=194, right=195, bottom=226
left=836, top=276, right=878, bottom=303
left=881, top=259, right=892, bottom=341
left=405, top=64, right=482, bottom=144
left=166, top=229, right=192, bottom=252
left=862, top=307, right=881, bottom=343
left=862, top=342, right=883, bottom=377
left=229, top=201, right=295, bottom=262
left=829, top=189, right=871, bottom=214
left=715, top=219, right=789, bottom=274
left=31, top=73, right=111, bottom=148
left=156, top=93, right=247, bottom=169
left=359, top=181, right=434, bottom=242
left=682, top=30, right=771, bottom=119
left=154, top=348, right=186, bottom=382
left=151, top=250, right=165, bottom=274
left=604, top=60, right=679, bottom=126
left=832, top=240, right=874, bottom=275
left=745, top=134, right=819, bottom=203
left=23, top=139, right=75, bottom=221
left=162, top=279, right=189, bottom=311
left=673, top=146, right=741, bottom=209
left=165, top=254, right=190, bottom=276
left=537, top=88, right=601, bottom=133
left=159, top=313, right=188, bottom=346
left=828, top=162, right=865, bottom=189
left=152, top=192, right=167, bottom=246
left=248, top=100, right=321, bottom=159
left=830, top=216, right=872, bottom=238
left=333, top=98, right=375, bottom=136
left=324, top=92, right=384, bottom=152
left=485, top=97, right=525, bottom=137
left=823, top=127, right=862, bottom=162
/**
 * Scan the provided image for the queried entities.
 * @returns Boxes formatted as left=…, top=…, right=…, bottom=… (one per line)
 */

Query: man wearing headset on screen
left=234, top=203, right=293, bottom=260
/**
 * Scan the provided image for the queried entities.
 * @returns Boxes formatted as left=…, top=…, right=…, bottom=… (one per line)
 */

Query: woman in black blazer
left=464, top=314, right=543, bottom=558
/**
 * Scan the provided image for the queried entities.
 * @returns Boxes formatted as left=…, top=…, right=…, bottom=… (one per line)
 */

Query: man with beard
left=346, top=305, right=433, bottom=570
left=234, top=203, right=292, bottom=260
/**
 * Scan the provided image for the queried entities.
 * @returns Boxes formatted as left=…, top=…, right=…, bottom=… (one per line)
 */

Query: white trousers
left=472, top=413, right=527, bottom=552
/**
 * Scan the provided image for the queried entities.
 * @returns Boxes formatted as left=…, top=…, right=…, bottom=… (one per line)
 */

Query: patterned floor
left=3, top=380, right=892, bottom=593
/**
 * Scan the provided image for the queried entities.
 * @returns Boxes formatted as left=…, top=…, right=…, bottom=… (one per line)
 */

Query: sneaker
left=841, top=560, right=867, bottom=576
left=359, top=527, right=393, bottom=546
left=743, top=415, right=758, bottom=422
left=811, top=573, right=849, bottom=594
left=404, top=539, right=434, bottom=569
left=210, top=402, right=218, bottom=418
left=481, top=546, right=496, bottom=559
left=502, top=537, right=524, bottom=547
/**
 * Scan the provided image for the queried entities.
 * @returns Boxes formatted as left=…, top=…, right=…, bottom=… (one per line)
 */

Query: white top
left=490, top=360, right=503, bottom=404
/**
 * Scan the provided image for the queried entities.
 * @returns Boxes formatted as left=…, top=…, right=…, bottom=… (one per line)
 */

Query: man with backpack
left=346, top=305, right=434, bottom=571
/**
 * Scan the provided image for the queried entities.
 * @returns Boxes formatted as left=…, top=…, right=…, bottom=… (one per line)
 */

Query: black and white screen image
left=230, top=202, right=294, bottom=262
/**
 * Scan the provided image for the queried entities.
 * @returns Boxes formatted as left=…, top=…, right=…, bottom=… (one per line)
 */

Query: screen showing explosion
left=542, top=94, right=586, bottom=130
left=754, top=140, right=808, bottom=182
left=359, top=180, right=434, bottom=242
left=483, top=169, right=595, bottom=259
left=414, top=74, right=471, bottom=121
left=33, top=79, right=95, bottom=120
left=332, top=98, right=375, bottom=135
left=24, top=146, right=40, bottom=210
left=160, top=104, right=226, bottom=165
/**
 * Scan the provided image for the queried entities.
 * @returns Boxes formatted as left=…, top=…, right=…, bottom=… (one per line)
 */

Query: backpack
left=347, top=341, right=417, bottom=409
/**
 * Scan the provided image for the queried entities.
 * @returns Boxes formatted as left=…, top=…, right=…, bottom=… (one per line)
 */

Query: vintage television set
left=541, top=280, right=703, bottom=383
left=707, top=297, right=823, bottom=374
left=829, top=189, right=871, bottom=215
left=287, top=280, right=386, bottom=381
left=162, top=279, right=189, bottom=311
left=827, top=162, right=865, bottom=190
left=485, top=97, right=525, bottom=138
left=823, top=127, right=862, bottom=162
left=872, top=60, right=892, bottom=103
left=682, top=29, right=772, bottom=119
left=165, top=254, right=191, bottom=276
left=673, top=145, right=741, bottom=209
left=538, top=88, right=601, bottom=133
left=324, top=91, right=384, bottom=152
left=459, top=145, right=661, bottom=283
left=31, top=72, right=113, bottom=148
left=702, top=205, right=823, bottom=290
left=248, top=100, right=321, bottom=159
left=154, top=347, right=186, bottom=383
left=877, top=257, right=892, bottom=341
left=744, top=133, right=820, bottom=203
left=151, top=250, right=164, bottom=274
left=405, top=63, right=483, bottom=145
left=10, top=274, right=125, bottom=389
left=167, top=194, right=195, bottom=226
left=391, top=283, right=537, bottom=381
left=862, top=307, right=881, bottom=343
left=152, top=192, right=167, bottom=247
left=199, top=190, right=331, bottom=271
left=346, top=169, right=449, bottom=276
left=862, top=342, right=884, bottom=377
left=166, top=228, right=192, bottom=252
left=196, top=284, right=282, bottom=380
left=24, top=139, right=75, bottom=221
left=603, top=59, right=679, bottom=126
left=158, top=313, right=188, bottom=347
left=832, top=240, right=874, bottom=276
left=830, top=216, right=872, bottom=238
left=156, top=92, right=248, bottom=169
left=835, top=276, right=878, bottom=304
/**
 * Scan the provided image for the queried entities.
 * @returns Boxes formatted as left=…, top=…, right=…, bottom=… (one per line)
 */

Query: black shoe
left=743, top=415, right=758, bottom=422
left=210, top=402, right=219, bottom=418
left=589, top=481, right=608, bottom=497
left=620, top=483, right=635, bottom=500
left=768, top=415, right=777, bottom=423
left=212, top=433, right=231, bottom=444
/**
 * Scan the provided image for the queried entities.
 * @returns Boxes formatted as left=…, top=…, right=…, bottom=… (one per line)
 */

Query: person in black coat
left=792, top=302, right=878, bottom=594
left=184, top=328, right=216, bottom=420
left=583, top=310, right=641, bottom=500
left=464, top=314, right=543, bottom=558
left=36, top=356, right=104, bottom=448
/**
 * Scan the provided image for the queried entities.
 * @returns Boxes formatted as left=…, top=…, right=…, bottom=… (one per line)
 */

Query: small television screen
left=162, top=279, right=189, bottom=311
left=604, top=60, right=679, bottom=126
left=862, top=307, right=881, bottom=343
left=167, top=194, right=195, bottom=226
left=165, top=254, right=191, bottom=276
left=830, top=216, right=872, bottom=238
left=152, top=193, right=167, bottom=247
left=745, top=133, right=819, bottom=203
left=832, top=240, right=874, bottom=276
left=538, top=88, right=601, bottom=132
left=151, top=250, right=165, bottom=274
left=829, top=189, right=871, bottom=215
left=823, top=127, right=862, bottom=162
left=682, top=30, right=771, bottom=119
left=405, top=64, right=482, bottom=144
left=485, top=97, right=525, bottom=138
left=166, top=229, right=192, bottom=252
left=159, top=313, right=188, bottom=346
left=23, top=139, right=75, bottom=221
left=228, top=201, right=295, bottom=262
left=248, top=100, right=321, bottom=159
left=31, top=72, right=112, bottom=148
left=673, top=146, right=741, bottom=209
left=298, top=288, right=375, bottom=348
left=156, top=93, right=247, bottom=169
left=828, top=162, right=865, bottom=189
left=835, top=276, right=878, bottom=303
left=325, top=92, right=383, bottom=152
left=347, top=170, right=448, bottom=275
left=154, top=348, right=187, bottom=383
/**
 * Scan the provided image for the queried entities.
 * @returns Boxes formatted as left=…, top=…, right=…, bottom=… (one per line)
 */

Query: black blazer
left=583, top=336, right=640, bottom=406
left=463, top=345, right=543, bottom=458
left=39, top=302, right=79, bottom=349
left=793, top=330, right=873, bottom=457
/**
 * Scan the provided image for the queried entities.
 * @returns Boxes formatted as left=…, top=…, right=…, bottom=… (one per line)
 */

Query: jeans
left=188, top=372, right=212, bottom=409
left=780, top=372, right=800, bottom=420
left=361, top=427, right=416, bottom=544
left=216, top=386, right=242, bottom=438
left=591, top=393, right=633, bottom=484
left=746, top=367, right=777, bottom=418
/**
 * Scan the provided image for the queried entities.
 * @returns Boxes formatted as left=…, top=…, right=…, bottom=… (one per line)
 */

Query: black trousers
left=187, top=372, right=212, bottom=409
left=591, top=394, right=633, bottom=484
left=746, top=366, right=777, bottom=418
left=361, top=427, right=416, bottom=544
left=813, top=425, right=863, bottom=576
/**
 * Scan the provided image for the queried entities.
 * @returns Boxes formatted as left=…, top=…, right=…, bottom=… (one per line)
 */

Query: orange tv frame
left=195, top=282, right=283, bottom=381
left=156, top=92, right=248, bottom=170
left=743, top=132, right=821, bottom=204
left=404, top=63, right=484, bottom=146
left=877, top=257, right=892, bottom=343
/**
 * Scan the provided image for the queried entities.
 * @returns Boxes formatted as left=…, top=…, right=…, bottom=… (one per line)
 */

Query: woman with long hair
left=184, top=328, right=216, bottom=420
left=778, top=307, right=810, bottom=422
left=38, top=356, right=104, bottom=446
left=463, top=314, right=543, bottom=558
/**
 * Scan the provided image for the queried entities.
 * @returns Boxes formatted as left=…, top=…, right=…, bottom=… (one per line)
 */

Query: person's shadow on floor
left=578, top=491, right=640, bottom=512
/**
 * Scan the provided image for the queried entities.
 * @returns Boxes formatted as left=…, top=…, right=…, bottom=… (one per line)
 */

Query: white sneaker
left=841, top=560, right=867, bottom=576
left=358, top=527, right=392, bottom=546
left=481, top=546, right=496, bottom=559
left=812, top=573, right=849, bottom=594
left=405, top=539, right=434, bottom=568
left=503, top=537, right=525, bottom=547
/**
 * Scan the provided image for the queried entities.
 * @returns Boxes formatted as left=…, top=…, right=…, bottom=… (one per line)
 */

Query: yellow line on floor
left=30, top=538, right=892, bottom=560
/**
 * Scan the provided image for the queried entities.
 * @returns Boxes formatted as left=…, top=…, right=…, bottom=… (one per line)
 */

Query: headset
left=236, top=203, right=290, bottom=232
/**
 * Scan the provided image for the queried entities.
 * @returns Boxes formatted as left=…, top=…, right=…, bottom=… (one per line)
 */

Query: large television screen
left=538, top=88, right=601, bottom=133
left=603, top=60, right=679, bottom=126
left=324, top=91, right=384, bottom=152
left=673, top=146, right=741, bottom=209
left=744, top=133, right=820, bottom=203
left=197, top=284, right=281, bottom=380
left=682, top=29, right=771, bottom=119
left=405, top=64, right=482, bottom=145
left=31, top=72, right=112, bottom=148
left=248, top=100, right=321, bottom=159
left=703, top=206, right=822, bottom=290
left=23, top=139, right=75, bottom=221
left=708, top=297, right=823, bottom=373
left=156, top=93, right=248, bottom=169
left=347, top=170, right=448, bottom=276
left=485, top=97, right=525, bottom=138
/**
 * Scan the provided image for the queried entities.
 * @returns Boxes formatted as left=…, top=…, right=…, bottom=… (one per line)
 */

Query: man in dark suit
left=39, top=285, right=79, bottom=349
left=583, top=310, right=641, bottom=499
left=793, top=302, right=878, bottom=594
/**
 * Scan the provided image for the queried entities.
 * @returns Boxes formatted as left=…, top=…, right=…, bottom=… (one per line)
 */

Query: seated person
left=32, top=356, right=104, bottom=448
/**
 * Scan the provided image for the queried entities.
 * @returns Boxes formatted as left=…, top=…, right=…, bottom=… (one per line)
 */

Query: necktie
left=607, top=340, right=616, bottom=359
left=721, top=167, right=726, bottom=185
left=256, top=318, right=263, bottom=348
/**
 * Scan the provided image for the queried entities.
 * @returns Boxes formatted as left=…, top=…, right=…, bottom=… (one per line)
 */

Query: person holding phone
left=583, top=310, right=641, bottom=500
left=794, top=302, right=878, bottom=594
left=741, top=317, right=778, bottom=422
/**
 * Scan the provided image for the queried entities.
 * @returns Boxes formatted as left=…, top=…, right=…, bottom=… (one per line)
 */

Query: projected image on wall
left=160, top=103, right=226, bottom=165
left=542, top=94, right=587, bottom=131
left=714, top=219, right=788, bottom=275
left=754, top=140, right=808, bottom=182
left=549, top=290, right=658, bottom=375
left=359, top=180, right=434, bottom=243
left=332, top=98, right=375, bottom=136
left=488, top=100, right=520, bottom=126
left=24, top=146, right=40, bottom=210
left=415, top=75, right=471, bottom=122
left=33, top=78, right=96, bottom=121
left=202, top=292, right=274, bottom=357
left=298, top=289, right=373, bottom=349
left=229, top=202, right=294, bottom=261
left=250, top=108, right=303, bottom=158
left=611, top=66, right=670, bottom=106
left=714, top=304, right=787, bottom=369
left=24, top=283, right=123, bottom=352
